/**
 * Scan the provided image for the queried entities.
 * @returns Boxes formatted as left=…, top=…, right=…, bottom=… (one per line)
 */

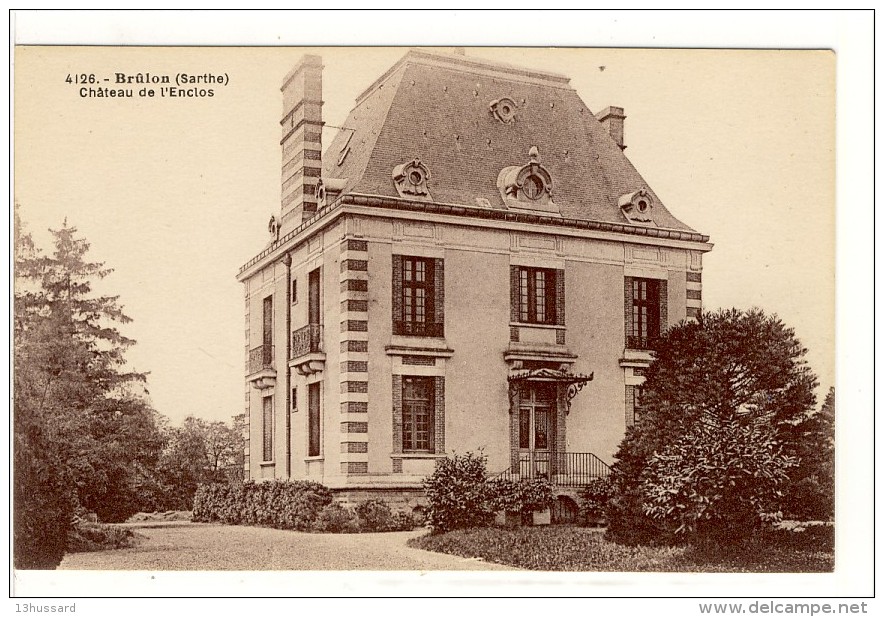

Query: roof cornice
left=238, top=193, right=711, bottom=280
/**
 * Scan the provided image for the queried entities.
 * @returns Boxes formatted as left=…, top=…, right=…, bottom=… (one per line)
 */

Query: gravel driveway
left=59, top=522, right=515, bottom=571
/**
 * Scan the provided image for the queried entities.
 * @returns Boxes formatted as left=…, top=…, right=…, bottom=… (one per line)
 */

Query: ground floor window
left=403, top=376, right=434, bottom=452
left=393, top=375, right=445, bottom=455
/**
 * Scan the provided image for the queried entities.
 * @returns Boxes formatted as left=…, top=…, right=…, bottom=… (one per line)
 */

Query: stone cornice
left=237, top=192, right=712, bottom=281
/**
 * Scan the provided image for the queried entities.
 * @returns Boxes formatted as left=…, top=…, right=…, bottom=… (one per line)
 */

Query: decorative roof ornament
left=268, top=215, right=280, bottom=241
left=618, top=188, right=656, bottom=225
left=315, top=177, right=348, bottom=209
left=392, top=158, right=432, bottom=200
left=489, top=97, right=518, bottom=124
left=497, top=146, right=560, bottom=215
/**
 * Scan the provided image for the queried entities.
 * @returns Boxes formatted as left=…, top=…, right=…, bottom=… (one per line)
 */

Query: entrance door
left=517, top=383, right=556, bottom=479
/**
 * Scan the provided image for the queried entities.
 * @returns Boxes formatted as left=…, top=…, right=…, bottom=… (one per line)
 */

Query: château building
left=236, top=49, right=711, bottom=514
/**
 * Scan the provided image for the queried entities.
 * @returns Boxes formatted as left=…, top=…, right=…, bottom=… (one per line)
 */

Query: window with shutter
left=308, top=383, right=321, bottom=457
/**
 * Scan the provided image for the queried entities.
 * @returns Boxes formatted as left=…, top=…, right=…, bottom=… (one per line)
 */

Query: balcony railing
left=291, top=324, right=323, bottom=359
left=248, top=344, right=274, bottom=374
left=393, top=320, right=444, bottom=338
left=498, top=451, right=611, bottom=487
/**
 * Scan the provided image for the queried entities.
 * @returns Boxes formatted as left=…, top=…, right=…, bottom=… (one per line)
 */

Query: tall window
left=262, top=396, right=273, bottom=462
left=514, top=266, right=559, bottom=325
left=628, top=278, right=662, bottom=349
left=393, top=256, right=444, bottom=337
left=403, top=377, right=434, bottom=452
left=308, top=382, right=321, bottom=457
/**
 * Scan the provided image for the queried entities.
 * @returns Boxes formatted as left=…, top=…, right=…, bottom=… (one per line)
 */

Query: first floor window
left=402, top=376, right=434, bottom=452
left=511, top=266, right=564, bottom=326
left=393, top=255, right=444, bottom=337
left=262, top=396, right=273, bottom=462
left=308, top=383, right=321, bottom=457
left=627, top=277, right=664, bottom=349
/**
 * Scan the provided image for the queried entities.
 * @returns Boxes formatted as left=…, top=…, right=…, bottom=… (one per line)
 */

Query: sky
left=9, top=9, right=874, bottom=601
left=14, top=43, right=837, bottom=428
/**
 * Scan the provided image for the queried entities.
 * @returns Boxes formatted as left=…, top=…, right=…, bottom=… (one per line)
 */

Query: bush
left=313, top=503, right=359, bottom=533
left=192, top=480, right=333, bottom=531
left=487, top=479, right=554, bottom=516
left=577, top=477, right=613, bottom=525
left=67, top=520, right=142, bottom=552
left=640, top=414, right=796, bottom=549
left=423, top=452, right=496, bottom=534
left=355, top=499, right=395, bottom=532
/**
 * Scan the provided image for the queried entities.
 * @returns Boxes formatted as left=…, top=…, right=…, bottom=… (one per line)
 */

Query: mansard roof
left=322, top=49, right=699, bottom=233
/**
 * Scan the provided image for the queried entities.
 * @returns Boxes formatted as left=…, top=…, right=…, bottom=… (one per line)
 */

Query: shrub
left=423, top=452, right=496, bottom=534
left=577, top=477, right=613, bottom=524
left=192, top=480, right=333, bottom=531
left=640, top=414, right=796, bottom=549
left=355, top=499, right=395, bottom=532
left=313, top=503, right=359, bottom=533
left=390, top=511, right=417, bottom=531
left=487, top=478, right=554, bottom=516
left=67, top=520, right=142, bottom=552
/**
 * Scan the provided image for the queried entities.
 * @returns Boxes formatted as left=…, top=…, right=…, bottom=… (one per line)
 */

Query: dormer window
left=619, top=189, right=656, bottom=225
left=392, top=159, right=432, bottom=200
left=497, top=146, right=559, bottom=215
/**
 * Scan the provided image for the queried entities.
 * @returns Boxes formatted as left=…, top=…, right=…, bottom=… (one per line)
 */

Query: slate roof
left=321, top=49, right=698, bottom=233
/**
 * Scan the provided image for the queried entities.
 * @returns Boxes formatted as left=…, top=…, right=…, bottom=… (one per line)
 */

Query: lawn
left=408, top=525, right=834, bottom=572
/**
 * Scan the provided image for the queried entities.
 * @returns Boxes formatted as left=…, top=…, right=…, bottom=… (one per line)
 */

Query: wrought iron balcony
left=290, top=324, right=325, bottom=376
left=291, top=324, right=323, bottom=359
left=497, top=451, right=611, bottom=487
left=248, top=344, right=274, bottom=374
left=247, top=344, right=276, bottom=390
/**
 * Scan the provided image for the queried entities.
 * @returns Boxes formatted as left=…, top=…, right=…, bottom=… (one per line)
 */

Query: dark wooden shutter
left=392, top=254, right=403, bottom=334
left=555, top=269, right=565, bottom=326
left=658, top=279, right=668, bottom=334
left=510, top=266, right=520, bottom=322
left=433, top=258, right=444, bottom=336
left=624, top=276, right=633, bottom=343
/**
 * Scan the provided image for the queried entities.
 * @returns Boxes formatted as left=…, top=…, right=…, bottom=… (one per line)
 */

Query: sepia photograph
left=9, top=10, right=873, bottom=606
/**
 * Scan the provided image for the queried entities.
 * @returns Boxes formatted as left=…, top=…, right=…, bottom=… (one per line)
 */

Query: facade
left=237, top=50, right=711, bottom=505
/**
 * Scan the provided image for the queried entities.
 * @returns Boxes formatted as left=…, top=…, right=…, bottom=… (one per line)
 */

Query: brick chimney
left=595, top=106, right=626, bottom=151
left=279, top=55, right=324, bottom=232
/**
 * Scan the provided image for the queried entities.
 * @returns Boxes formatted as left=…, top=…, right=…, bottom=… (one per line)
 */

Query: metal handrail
left=497, top=451, right=611, bottom=487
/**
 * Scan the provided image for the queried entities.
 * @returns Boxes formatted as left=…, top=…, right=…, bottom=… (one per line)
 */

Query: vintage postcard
left=10, top=11, right=872, bottom=605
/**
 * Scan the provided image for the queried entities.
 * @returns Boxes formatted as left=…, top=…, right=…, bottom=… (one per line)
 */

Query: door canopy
left=508, top=368, right=594, bottom=414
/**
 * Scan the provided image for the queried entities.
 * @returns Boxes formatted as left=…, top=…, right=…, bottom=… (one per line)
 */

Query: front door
left=517, top=383, right=556, bottom=479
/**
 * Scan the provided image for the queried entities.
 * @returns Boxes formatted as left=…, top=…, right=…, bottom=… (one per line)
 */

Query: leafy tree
left=606, top=308, right=819, bottom=548
left=158, top=415, right=242, bottom=509
left=14, top=215, right=166, bottom=566
left=782, top=387, right=835, bottom=521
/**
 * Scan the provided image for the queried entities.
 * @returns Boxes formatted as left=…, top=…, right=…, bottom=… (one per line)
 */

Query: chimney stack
left=595, top=106, right=626, bottom=151
left=279, top=55, right=324, bottom=232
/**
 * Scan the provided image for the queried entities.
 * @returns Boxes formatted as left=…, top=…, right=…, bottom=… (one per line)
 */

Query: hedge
left=192, top=480, right=333, bottom=531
